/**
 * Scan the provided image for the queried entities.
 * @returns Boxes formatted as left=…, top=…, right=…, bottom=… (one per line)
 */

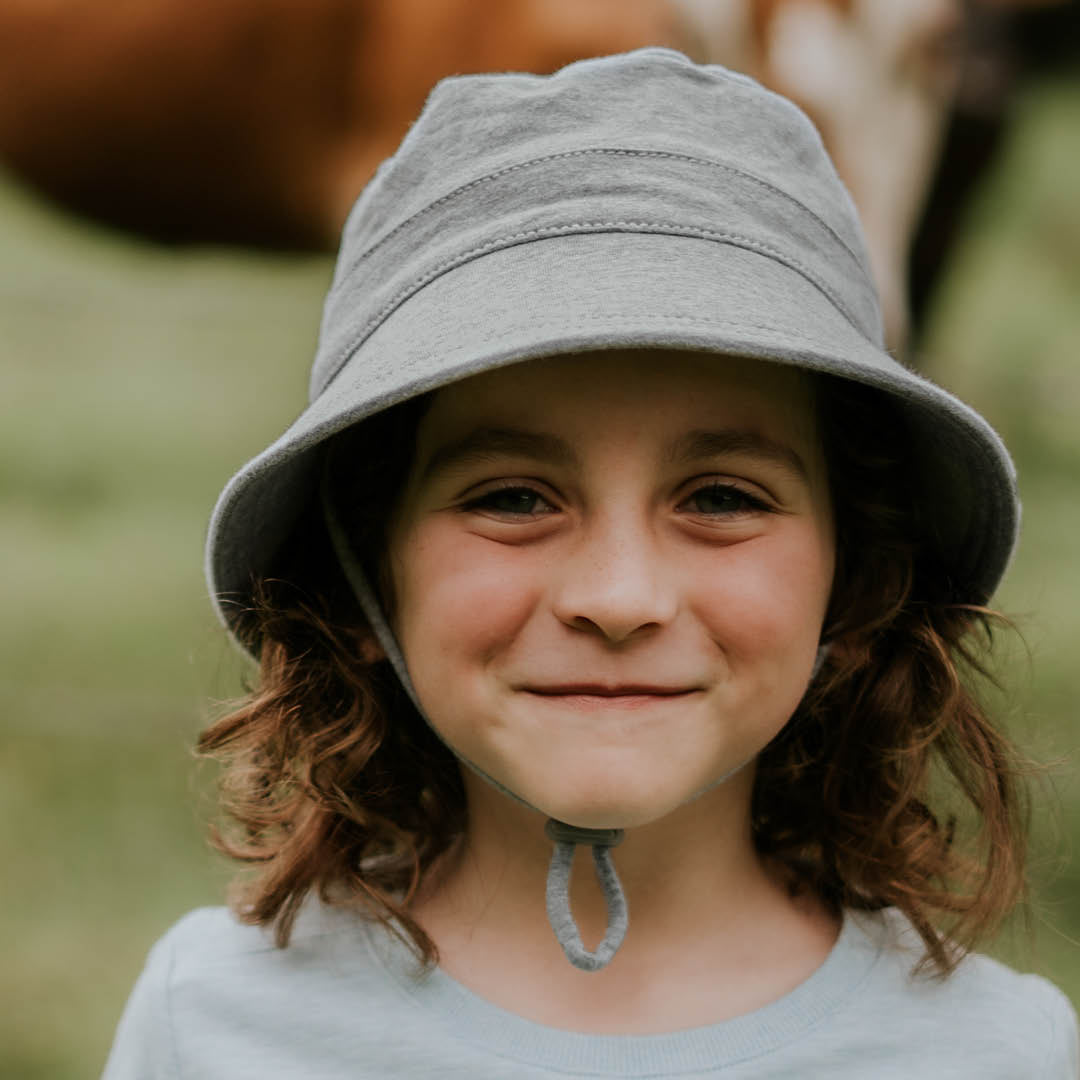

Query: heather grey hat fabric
left=206, top=48, right=1019, bottom=638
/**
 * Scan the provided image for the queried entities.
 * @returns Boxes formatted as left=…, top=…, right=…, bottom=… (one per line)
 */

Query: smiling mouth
left=522, top=685, right=700, bottom=708
left=527, top=685, right=695, bottom=697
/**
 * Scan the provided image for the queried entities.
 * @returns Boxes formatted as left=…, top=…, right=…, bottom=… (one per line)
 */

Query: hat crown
left=311, top=48, right=882, bottom=401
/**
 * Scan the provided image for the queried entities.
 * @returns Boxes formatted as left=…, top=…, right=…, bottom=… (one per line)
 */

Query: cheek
left=691, top=524, right=834, bottom=659
left=393, top=526, right=542, bottom=666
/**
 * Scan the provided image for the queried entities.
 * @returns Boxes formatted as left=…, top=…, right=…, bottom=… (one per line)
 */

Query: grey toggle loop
left=544, top=819, right=628, bottom=972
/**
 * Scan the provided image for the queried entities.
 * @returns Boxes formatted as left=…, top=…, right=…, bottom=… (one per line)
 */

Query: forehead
left=414, top=350, right=820, bottom=453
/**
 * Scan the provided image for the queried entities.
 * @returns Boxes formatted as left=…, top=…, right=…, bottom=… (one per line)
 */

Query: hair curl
left=198, top=373, right=1031, bottom=973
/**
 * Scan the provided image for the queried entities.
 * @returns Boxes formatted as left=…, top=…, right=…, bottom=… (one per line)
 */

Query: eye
left=679, top=482, right=769, bottom=517
left=462, top=485, right=558, bottom=518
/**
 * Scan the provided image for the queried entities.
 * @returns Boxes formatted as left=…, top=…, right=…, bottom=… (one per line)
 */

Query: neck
left=409, top=769, right=840, bottom=1032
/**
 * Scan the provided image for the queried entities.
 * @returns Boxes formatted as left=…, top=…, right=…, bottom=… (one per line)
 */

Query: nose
left=550, top=513, right=678, bottom=644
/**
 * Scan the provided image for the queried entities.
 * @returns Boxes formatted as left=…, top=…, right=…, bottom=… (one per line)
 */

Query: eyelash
left=679, top=482, right=771, bottom=517
left=460, top=481, right=771, bottom=519
left=461, top=484, right=558, bottom=518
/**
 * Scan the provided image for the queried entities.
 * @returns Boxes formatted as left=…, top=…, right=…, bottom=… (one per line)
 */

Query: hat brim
left=206, top=231, right=1018, bottom=645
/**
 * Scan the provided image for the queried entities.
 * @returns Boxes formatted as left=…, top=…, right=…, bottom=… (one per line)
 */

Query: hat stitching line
left=407, top=311, right=865, bottom=355
left=308, top=314, right=871, bottom=420
left=305, top=315, right=873, bottom=429
left=316, top=222, right=873, bottom=396
left=332, top=147, right=872, bottom=292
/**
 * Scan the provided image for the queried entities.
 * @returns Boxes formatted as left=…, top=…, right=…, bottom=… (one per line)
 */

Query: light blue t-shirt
left=104, top=901, right=1078, bottom=1078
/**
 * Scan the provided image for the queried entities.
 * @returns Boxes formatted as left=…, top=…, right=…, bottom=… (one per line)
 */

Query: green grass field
left=2, top=77, right=1078, bottom=1077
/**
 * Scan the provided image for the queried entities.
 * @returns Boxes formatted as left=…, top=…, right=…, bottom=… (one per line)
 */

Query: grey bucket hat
left=205, top=48, right=1019, bottom=971
left=207, top=47, right=1017, bottom=627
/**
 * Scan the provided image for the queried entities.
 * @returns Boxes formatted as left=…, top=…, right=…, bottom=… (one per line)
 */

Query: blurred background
left=1, top=1, right=1077, bottom=1075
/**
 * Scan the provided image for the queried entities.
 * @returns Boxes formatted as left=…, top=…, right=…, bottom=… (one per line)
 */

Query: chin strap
left=544, top=821, right=627, bottom=971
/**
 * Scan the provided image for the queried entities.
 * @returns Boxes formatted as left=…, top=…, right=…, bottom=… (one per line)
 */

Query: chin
left=518, top=771, right=693, bottom=831
left=509, top=746, right=759, bottom=832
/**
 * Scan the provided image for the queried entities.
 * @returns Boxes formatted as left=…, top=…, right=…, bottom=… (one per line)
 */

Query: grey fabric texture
left=206, top=47, right=1019, bottom=646
left=103, top=902, right=1079, bottom=1078
left=544, top=827, right=629, bottom=972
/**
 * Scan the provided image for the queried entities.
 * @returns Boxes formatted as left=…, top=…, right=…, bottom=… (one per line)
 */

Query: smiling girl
left=105, top=49, right=1077, bottom=1077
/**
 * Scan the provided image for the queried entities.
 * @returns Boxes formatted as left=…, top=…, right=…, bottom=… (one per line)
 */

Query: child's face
left=386, top=350, right=834, bottom=829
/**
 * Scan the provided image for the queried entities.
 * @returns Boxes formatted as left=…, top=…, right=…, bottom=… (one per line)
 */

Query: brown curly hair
left=198, top=372, right=1031, bottom=973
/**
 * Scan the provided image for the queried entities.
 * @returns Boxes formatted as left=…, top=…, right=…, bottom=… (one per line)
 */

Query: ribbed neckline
left=360, top=910, right=885, bottom=1076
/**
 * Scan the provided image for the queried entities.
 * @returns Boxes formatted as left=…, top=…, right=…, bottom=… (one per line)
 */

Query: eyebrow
left=665, top=429, right=809, bottom=481
left=417, top=426, right=580, bottom=482
left=418, top=424, right=809, bottom=484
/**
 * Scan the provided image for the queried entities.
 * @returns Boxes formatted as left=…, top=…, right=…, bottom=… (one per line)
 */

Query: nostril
left=565, top=613, right=665, bottom=645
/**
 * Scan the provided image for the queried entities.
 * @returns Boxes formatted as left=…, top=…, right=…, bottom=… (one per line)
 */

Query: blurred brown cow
left=0, top=0, right=684, bottom=248
left=0, top=0, right=1073, bottom=352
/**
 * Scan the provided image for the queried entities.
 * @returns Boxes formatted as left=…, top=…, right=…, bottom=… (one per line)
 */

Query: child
left=104, top=49, right=1078, bottom=1077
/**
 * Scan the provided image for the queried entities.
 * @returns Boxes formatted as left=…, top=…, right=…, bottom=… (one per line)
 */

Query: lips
left=519, top=685, right=702, bottom=713
left=523, top=684, right=698, bottom=697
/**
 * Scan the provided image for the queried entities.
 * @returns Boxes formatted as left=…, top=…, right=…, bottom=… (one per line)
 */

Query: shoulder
left=941, top=949, right=1078, bottom=1071
left=104, top=908, right=268, bottom=1079
left=149, top=905, right=278, bottom=965
left=133, top=898, right=406, bottom=1023
left=149, top=900, right=385, bottom=983
left=844, top=909, right=1079, bottom=1077
left=105, top=902, right=416, bottom=1079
